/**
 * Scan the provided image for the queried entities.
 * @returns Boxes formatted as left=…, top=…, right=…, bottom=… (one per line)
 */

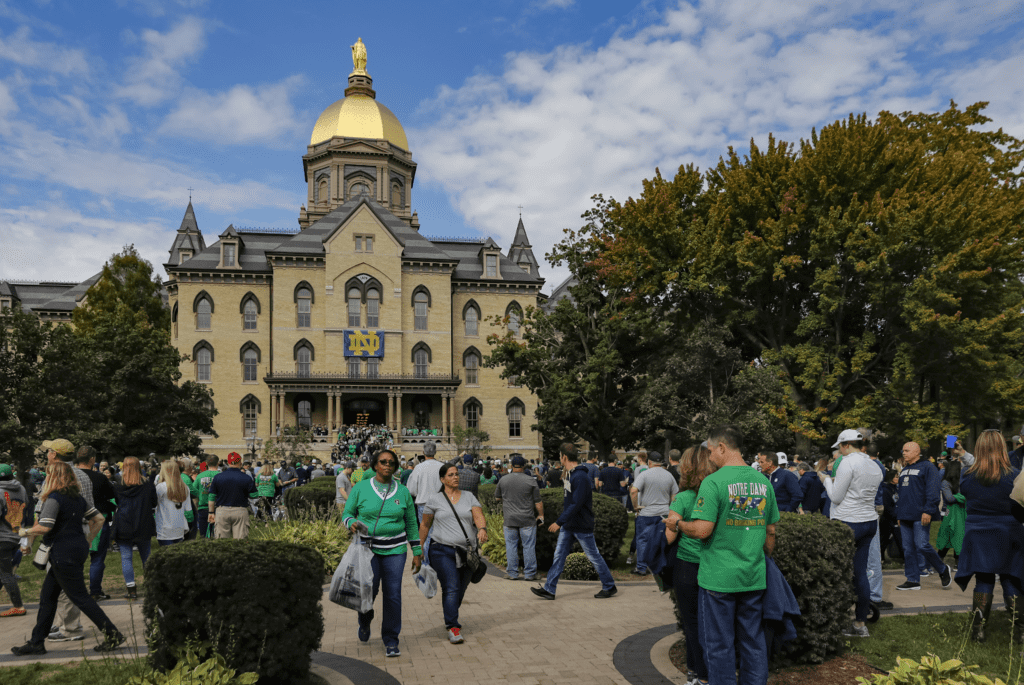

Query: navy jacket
left=770, top=468, right=802, bottom=513
left=1011, top=446, right=1024, bottom=471
left=798, top=471, right=824, bottom=514
left=555, top=464, right=595, bottom=533
left=896, top=459, right=941, bottom=521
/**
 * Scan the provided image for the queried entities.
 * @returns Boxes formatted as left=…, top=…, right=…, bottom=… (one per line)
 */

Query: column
left=447, top=394, right=453, bottom=438
left=328, top=391, right=335, bottom=432
left=268, top=390, right=275, bottom=437
left=277, top=393, right=284, bottom=435
left=395, top=392, right=403, bottom=431
left=387, top=391, right=394, bottom=431
left=441, top=392, right=449, bottom=439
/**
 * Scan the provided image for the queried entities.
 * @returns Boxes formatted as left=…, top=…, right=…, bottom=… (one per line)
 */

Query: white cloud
left=0, top=26, right=89, bottom=75
left=411, top=1, right=1024, bottom=288
left=535, top=0, right=575, bottom=8
left=0, top=80, right=16, bottom=116
left=117, top=16, right=207, bottom=106
left=159, top=76, right=305, bottom=145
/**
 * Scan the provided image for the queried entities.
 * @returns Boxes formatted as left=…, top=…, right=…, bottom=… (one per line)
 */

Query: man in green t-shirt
left=191, top=454, right=221, bottom=539
left=680, top=425, right=778, bottom=685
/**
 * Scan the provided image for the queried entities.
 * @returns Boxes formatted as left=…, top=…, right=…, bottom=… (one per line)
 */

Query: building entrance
left=343, top=398, right=386, bottom=427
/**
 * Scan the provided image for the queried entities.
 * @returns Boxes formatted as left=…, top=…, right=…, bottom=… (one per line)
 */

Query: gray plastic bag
left=414, top=563, right=438, bottom=599
left=329, top=535, right=374, bottom=612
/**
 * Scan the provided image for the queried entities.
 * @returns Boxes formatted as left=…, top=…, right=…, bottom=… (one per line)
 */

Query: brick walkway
left=0, top=563, right=974, bottom=683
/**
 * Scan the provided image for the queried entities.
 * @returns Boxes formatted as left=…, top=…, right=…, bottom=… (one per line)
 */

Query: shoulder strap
left=444, top=492, right=474, bottom=548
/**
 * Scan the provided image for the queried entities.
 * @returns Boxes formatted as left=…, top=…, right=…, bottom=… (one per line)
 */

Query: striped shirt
left=342, top=478, right=421, bottom=556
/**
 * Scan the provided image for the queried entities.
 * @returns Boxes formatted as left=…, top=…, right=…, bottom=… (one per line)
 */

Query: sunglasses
left=377, top=460, right=397, bottom=467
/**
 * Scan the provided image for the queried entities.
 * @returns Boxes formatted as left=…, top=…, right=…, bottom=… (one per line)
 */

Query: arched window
left=294, top=339, right=314, bottom=377
left=463, top=398, right=482, bottom=430
left=351, top=182, right=370, bottom=199
left=171, top=302, right=178, bottom=339
left=241, top=395, right=260, bottom=437
left=412, top=342, right=431, bottom=378
left=464, top=301, right=479, bottom=337
left=297, top=287, right=311, bottom=327
left=391, top=182, right=402, bottom=208
left=507, top=399, right=524, bottom=438
left=243, top=349, right=258, bottom=382
left=243, top=299, right=257, bottom=330
left=318, top=179, right=328, bottom=205
left=295, top=394, right=314, bottom=428
left=413, top=290, right=429, bottom=331
left=196, top=297, right=211, bottom=330
left=366, top=288, right=379, bottom=328
left=348, top=287, right=361, bottom=327
left=464, top=348, right=480, bottom=385
left=506, top=302, right=522, bottom=338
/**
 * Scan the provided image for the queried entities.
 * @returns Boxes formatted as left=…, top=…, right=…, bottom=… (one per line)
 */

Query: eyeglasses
left=377, top=460, right=397, bottom=467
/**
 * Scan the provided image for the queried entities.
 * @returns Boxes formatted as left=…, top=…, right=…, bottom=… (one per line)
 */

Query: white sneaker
left=626, top=555, right=634, bottom=565
left=447, top=627, right=464, bottom=644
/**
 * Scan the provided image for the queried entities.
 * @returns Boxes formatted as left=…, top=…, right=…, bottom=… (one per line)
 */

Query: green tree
left=451, top=425, right=491, bottom=458
left=263, top=426, right=314, bottom=466
left=73, top=244, right=170, bottom=334
left=590, top=102, right=1024, bottom=450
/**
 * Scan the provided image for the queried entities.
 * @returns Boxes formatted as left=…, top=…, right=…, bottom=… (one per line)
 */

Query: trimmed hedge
left=772, top=512, right=856, bottom=664
left=284, top=483, right=336, bottom=519
left=309, top=476, right=337, bottom=488
left=534, top=488, right=628, bottom=571
left=144, top=540, right=324, bottom=684
left=562, top=552, right=598, bottom=580
left=478, top=483, right=498, bottom=514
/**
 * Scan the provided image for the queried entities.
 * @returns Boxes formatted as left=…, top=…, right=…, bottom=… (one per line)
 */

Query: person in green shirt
left=350, top=458, right=370, bottom=485
left=254, top=463, right=279, bottom=521
left=680, top=425, right=779, bottom=685
left=665, top=444, right=715, bottom=685
left=178, top=457, right=197, bottom=540
left=191, top=454, right=220, bottom=539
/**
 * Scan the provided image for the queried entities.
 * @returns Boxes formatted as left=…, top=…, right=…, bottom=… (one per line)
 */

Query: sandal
left=1, top=606, right=27, bottom=617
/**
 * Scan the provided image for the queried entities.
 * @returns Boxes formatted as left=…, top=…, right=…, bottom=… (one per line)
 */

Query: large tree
left=73, top=244, right=170, bottom=334
left=588, top=102, right=1024, bottom=450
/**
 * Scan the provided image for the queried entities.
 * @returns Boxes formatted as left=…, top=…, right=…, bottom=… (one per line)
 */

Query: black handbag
left=444, top=492, right=487, bottom=584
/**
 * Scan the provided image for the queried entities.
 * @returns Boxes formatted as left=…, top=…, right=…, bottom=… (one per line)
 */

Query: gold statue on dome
left=351, top=37, right=368, bottom=75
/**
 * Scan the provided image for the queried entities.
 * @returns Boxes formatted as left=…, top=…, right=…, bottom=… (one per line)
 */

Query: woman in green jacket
left=342, top=449, right=422, bottom=658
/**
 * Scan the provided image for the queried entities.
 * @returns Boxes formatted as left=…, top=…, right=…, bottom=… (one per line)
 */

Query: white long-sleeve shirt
left=822, top=451, right=882, bottom=523
left=406, top=459, right=444, bottom=505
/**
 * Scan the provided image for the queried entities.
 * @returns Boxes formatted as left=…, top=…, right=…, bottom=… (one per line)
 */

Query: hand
left=208, top=513, right=216, bottom=523
left=411, top=554, right=422, bottom=573
left=477, top=529, right=488, bottom=543
left=818, top=472, right=828, bottom=482
left=921, top=513, right=931, bottom=526
left=548, top=522, right=560, bottom=534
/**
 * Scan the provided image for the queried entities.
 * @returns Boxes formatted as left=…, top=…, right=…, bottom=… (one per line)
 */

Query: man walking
left=494, top=455, right=543, bottom=581
left=895, top=441, right=951, bottom=591
left=407, top=441, right=444, bottom=559
left=630, top=451, right=678, bottom=576
left=458, top=454, right=481, bottom=496
left=531, top=443, right=617, bottom=600
left=679, top=425, right=779, bottom=685
left=208, top=453, right=257, bottom=540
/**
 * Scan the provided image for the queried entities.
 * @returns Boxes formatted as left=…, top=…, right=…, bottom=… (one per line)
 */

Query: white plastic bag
left=414, top=563, right=438, bottom=599
left=329, top=535, right=374, bottom=612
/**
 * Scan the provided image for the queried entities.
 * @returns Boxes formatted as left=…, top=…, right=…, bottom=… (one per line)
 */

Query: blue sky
left=1, top=0, right=1022, bottom=288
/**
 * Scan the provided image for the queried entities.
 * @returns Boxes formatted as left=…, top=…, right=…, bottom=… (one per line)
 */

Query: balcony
left=265, top=371, right=461, bottom=385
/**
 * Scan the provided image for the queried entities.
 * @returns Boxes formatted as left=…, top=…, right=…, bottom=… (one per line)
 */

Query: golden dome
left=309, top=94, right=409, bottom=150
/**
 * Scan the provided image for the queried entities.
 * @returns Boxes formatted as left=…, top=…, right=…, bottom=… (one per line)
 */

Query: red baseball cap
left=226, top=452, right=242, bottom=464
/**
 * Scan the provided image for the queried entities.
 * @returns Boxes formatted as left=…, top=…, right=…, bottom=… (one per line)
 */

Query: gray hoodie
left=0, top=478, right=29, bottom=546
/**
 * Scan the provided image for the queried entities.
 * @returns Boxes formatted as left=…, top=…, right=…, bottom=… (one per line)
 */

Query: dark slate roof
left=542, top=274, right=577, bottom=312
left=0, top=282, right=13, bottom=297
left=506, top=218, right=540, bottom=279
left=166, top=202, right=208, bottom=267
left=2, top=272, right=102, bottom=312
left=440, top=241, right=543, bottom=283
left=172, top=230, right=288, bottom=273
left=179, top=202, right=199, bottom=233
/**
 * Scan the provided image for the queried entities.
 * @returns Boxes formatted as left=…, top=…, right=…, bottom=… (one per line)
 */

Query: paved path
left=0, top=563, right=975, bottom=684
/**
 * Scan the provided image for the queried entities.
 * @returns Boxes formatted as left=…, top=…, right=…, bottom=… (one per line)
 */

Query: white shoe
left=448, top=627, right=464, bottom=644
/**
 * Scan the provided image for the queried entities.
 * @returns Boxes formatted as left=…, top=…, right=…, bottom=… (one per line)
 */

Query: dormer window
left=0, top=298, right=11, bottom=311
left=223, top=243, right=235, bottom=267
left=519, top=261, right=530, bottom=273
left=486, top=255, right=497, bottom=278
left=179, top=249, right=193, bottom=263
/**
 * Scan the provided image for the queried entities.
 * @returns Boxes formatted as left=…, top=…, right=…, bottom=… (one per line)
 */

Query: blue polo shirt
left=209, top=469, right=257, bottom=508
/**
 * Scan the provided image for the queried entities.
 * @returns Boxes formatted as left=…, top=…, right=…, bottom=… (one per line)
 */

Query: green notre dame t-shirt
left=691, top=465, right=779, bottom=593
left=670, top=490, right=705, bottom=564
left=193, top=469, right=220, bottom=510
left=254, top=473, right=279, bottom=498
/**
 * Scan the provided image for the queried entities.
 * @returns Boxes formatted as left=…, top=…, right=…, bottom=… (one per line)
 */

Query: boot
left=1007, top=596, right=1024, bottom=644
left=972, top=592, right=993, bottom=643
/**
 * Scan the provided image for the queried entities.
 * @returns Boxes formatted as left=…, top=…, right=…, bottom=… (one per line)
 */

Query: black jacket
left=112, top=482, right=157, bottom=543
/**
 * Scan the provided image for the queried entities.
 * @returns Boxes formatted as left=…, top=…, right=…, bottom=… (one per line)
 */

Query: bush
left=857, top=654, right=1007, bottom=685
left=309, top=476, right=337, bottom=488
left=144, top=540, right=324, bottom=684
left=561, top=552, right=598, bottom=580
left=772, top=512, right=856, bottom=664
left=479, top=510, right=507, bottom=567
left=534, top=489, right=628, bottom=571
left=129, top=644, right=258, bottom=685
left=477, top=483, right=498, bottom=514
left=284, top=484, right=336, bottom=519
left=248, top=517, right=350, bottom=577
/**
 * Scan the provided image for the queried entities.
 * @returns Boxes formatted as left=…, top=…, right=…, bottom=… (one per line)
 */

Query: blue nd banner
left=344, top=330, right=385, bottom=358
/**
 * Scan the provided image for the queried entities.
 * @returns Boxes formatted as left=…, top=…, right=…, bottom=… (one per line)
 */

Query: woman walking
left=0, top=464, right=28, bottom=617
left=419, top=463, right=488, bottom=644
left=11, top=461, right=124, bottom=655
left=665, top=445, right=714, bottom=685
left=936, top=460, right=965, bottom=570
left=112, top=457, right=158, bottom=600
left=341, top=450, right=422, bottom=657
left=155, top=460, right=191, bottom=546
left=955, top=429, right=1024, bottom=642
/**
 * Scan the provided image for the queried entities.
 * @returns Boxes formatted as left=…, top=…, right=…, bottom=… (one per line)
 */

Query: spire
left=512, top=216, right=531, bottom=247
left=178, top=201, right=199, bottom=233
left=507, top=216, right=540, bottom=279
left=167, top=201, right=206, bottom=267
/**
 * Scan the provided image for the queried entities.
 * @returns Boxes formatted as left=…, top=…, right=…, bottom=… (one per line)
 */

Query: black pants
left=0, top=540, right=22, bottom=607
left=30, top=557, right=120, bottom=645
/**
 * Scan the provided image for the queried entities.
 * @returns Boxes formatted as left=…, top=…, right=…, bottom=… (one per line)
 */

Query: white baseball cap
left=832, top=429, right=864, bottom=449
left=776, top=452, right=788, bottom=465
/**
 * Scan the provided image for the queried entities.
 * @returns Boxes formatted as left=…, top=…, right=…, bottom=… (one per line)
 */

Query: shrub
left=309, top=476, right=337, bottom=488
left=129, top=644, right=258, bottom=685
left=478, top=483, right=499, bottom=514
left=144, top=540, right=324, bottom=684
left=561, top=552, right=597, bottom=581
left=248, top=517, right=350, bottom=577
left=284, top=484, right=336, bottom=519
left=772, top=512, right=855, bottom=664
left=479, top=510, right=507, bottom=567
left=857, top=654, right=1007, bottom=685
left=534, top=489, right=628, bottom=571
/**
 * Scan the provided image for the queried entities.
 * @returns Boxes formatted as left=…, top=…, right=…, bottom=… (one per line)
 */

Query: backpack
left=3, top=490, right=26, bottom=532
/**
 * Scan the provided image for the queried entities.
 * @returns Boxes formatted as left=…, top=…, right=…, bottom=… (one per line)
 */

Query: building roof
left=1, top=272, right=102, bottom=312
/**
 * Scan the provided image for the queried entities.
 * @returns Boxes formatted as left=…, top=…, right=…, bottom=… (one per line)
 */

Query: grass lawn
left=0, top=657, right=330, bottom=684
left=851, top=611, right=1024, bottom=680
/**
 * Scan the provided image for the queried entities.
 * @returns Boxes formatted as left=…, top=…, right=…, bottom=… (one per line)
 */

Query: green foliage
left=451, top=425, right=492, bottom=457
left=129, top=643, right=258, bottom=685
left=248, top=517, right=350, bottom=577
left=561, top=552, right=598, bottom=580
left=144, top=540, right=324, bottom=684
left=283, top=484, right=337, bottom=520
left=73, top=245, right=170, bottom=334
left=534, top=490, right=628, bottom=571
left=772, top=513, right=856, bottom=664
left=479, top=509, right=507, bottom=567
left=262, top=427, right=314, bottom=465
left=477, top=483, right=498, bottom=514
left=857, top=654, right=1008, bottom=685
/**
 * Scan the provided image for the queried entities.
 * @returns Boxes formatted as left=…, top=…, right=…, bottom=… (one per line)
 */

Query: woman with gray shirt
left=418, top=463, right=488, bottom=644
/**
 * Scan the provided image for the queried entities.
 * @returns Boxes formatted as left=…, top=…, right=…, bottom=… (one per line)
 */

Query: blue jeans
left=868, top=523, right=882, bottom=602
left=899, top=520, right=945, bottom=583
left=358, top=550, right=406, bottom=648
left=197, top=509, right=210, bottom=538
left=158, top=539, right=183, bottom=546
left=89, top=519, right=111, bottom=595
left=634, top=515, right=661, bottom=572
left=673, top=560, right=707, bottom=680
left=975, top=573, right=1021, bottom=596
left=544, top=529, right=615, bottom=594
left=118, top=538, right=151, bottom=587
left=503, top=525, right=538, bottom=579
left=843, top=520, right=876, bottom=622
left=699, top=588, right=767, bottom=685
left=429, top=543, right=472, bottom=629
